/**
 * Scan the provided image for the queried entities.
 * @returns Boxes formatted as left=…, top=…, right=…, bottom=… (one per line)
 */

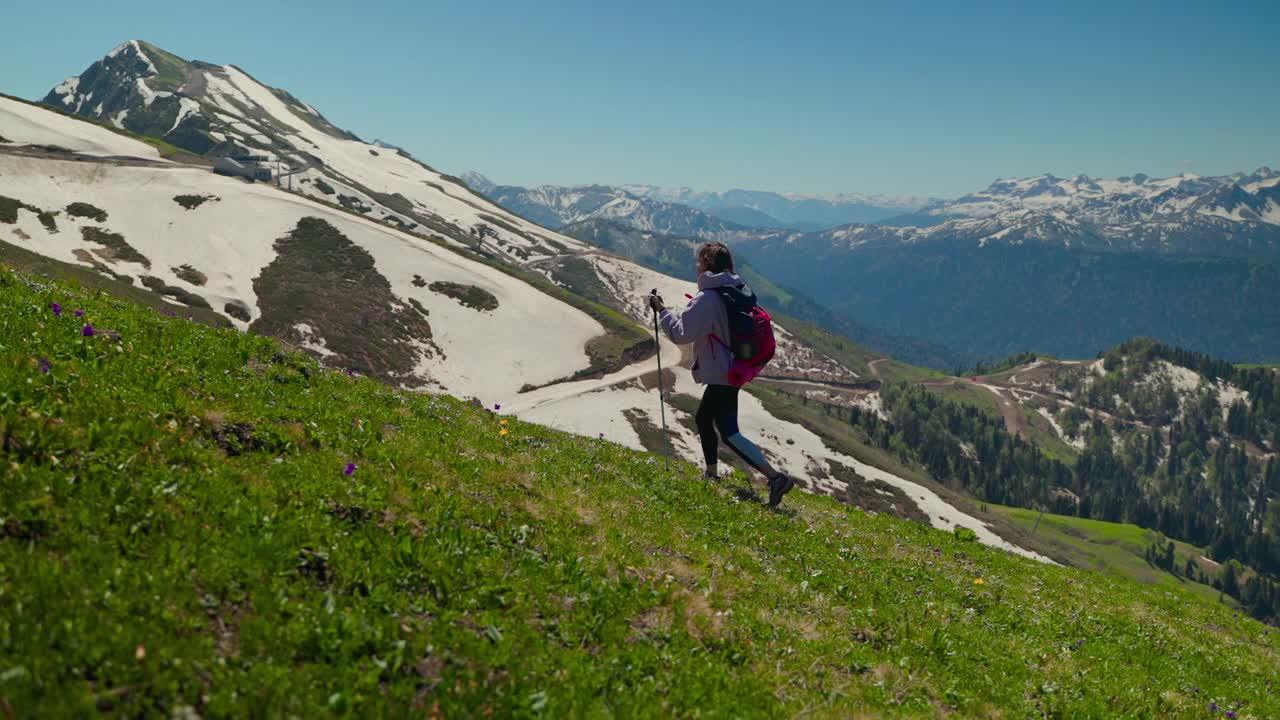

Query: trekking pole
left=650, top=289, right=672, bottom=468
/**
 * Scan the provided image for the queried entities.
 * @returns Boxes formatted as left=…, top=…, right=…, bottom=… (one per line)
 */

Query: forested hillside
left=778, top=340, right=1280, bottom=623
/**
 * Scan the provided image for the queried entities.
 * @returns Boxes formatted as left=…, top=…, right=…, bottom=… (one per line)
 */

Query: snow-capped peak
left=926, top=167, right=1280, bottom=239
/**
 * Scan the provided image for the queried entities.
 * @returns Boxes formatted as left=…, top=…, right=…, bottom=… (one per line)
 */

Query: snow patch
left=169, top=97, right=202, bottom=133
left=293, top=323, right=335, bottom=357
left=1036, top=407, right=1085, bottom=450
left=127, top=40, right=160, bottom=77
left=0, top=96, right=161, bottom=160
left=134, top=77, right=173, bottom=107
left=1154, top=361, right=1202, bottom=393
left=52, top=76, right=79, bottom=106
left=1215, top=381, right=1249, bottom=421
left=852, top=391, right=890, bottom=421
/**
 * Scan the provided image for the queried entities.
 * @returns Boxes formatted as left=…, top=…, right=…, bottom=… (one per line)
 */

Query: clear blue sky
left=4, top=0, right=1277, bottom=196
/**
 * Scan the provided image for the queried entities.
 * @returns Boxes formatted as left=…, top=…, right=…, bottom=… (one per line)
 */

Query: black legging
left=695, top=384, right=771, bottom=474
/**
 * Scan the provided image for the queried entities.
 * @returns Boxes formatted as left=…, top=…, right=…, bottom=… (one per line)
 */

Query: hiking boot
left=768, top=473, right=794, bottom=507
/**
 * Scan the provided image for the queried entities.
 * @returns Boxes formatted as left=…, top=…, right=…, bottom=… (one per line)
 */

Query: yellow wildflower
left=973, top=578, right=986, bottom=585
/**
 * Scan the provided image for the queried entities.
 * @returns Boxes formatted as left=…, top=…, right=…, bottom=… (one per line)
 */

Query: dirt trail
left=973, top=382, right=1029, bottom=439
left=917, top=375, right=1030, bottom=438
left=868, top=358, right=889, bottom=378
left=759, top=377, right=881, bottom=393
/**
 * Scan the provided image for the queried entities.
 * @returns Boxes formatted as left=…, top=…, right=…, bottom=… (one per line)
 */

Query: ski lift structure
left=213, top=152, right=307, bottom=191
left=213, top=154, right=273, bottom=183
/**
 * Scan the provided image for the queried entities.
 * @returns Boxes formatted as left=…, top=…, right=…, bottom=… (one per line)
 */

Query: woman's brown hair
left=696, top=242, right=734, bottom=274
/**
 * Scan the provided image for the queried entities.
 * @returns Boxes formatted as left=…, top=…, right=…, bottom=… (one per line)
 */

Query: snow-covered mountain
left=1, top=97, right=604, bottom=397
left=467, top=166, right=1280, bottom=258
left=621, top=184, right=935, bottom=230
left=42, top=40, right=580, bottom=265
left=6, top=60, right=1050, bottom=559
left=919, top=170, right=1280, bottom=225
left=464, top=177, right=746, bottom=238
left=461, top=172, right=932, bottom=232
left=859, top=169, right=1280, bottom=256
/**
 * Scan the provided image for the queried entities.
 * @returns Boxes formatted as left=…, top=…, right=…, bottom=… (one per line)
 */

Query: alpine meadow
left=2, top=4, right=1279, bottom=718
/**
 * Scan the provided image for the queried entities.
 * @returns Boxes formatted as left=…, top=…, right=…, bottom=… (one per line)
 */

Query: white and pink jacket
left=657, top=271, right=742, bottom=386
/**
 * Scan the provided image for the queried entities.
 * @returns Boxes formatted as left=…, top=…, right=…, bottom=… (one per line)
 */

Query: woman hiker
left=647, top=241, right=795, bottom=507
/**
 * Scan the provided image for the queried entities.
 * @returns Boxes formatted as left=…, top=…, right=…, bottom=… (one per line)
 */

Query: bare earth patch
left=250, top=217, right=438, bottom=385
left=71, top=248, right=134, bottom=284
left=428, top=281, right=499, bottom=312
left=82, top=227, right=150, bottom=268
left=140, top=276, right=212, bottom=309
left=65, top=202, right=108, bottom=222
left=173, top=195, right=220, bottom=210
left=223, top=301, right=252, bottom=322
left=172, top=264, right=208, bottom=286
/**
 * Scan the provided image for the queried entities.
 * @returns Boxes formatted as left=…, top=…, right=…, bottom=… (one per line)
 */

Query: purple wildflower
left=1073, top=639, right=1084, bottom=650
left=38, top=358, right=51, bottom=374
left=343, top=462, right=356, bottom=476
left=1210, top=702, right=1218, bottom=712
left=598, top=433, right=605, bottom=440
left=1226, top=712, right=1237, bottom=719
left=81, top=324, right=95, bottom=337
left=494, top=403, right=501, bottom=411
left=346, top=368, right=358, bottom=378
left=914, top=589, right=923, bottom=596
left=74, top=309, right=85, bottom=318
left=51, top=302, right=62, bottom=316
left=932, top=548, right=941, bottom=557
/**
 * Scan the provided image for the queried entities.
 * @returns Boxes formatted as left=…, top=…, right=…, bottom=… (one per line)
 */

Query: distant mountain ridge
left=469, top=178, right=748, bottom=238
left=467, top=167, right=1280, bottom=257
left=469, top=164, right=1280, bottom=363
left=619, top=183, right=935, bottom=230
left=921, top=169, right=1280, bottom=226
left=851, top=168, right=1280, bottom=256
left=461, top=172, right=932, bottom=232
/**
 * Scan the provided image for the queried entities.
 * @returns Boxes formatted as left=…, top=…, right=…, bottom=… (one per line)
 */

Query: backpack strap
left=705, top=287, right=732, bottom=356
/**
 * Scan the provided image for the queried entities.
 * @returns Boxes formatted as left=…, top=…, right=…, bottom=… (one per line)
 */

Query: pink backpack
left=711, top=285, right=776, bottom=386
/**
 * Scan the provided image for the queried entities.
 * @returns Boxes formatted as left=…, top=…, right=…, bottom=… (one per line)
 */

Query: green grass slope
left=986, top=505, right=1231, bottom=608
left=2, top=265, right=1278, bottom=718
